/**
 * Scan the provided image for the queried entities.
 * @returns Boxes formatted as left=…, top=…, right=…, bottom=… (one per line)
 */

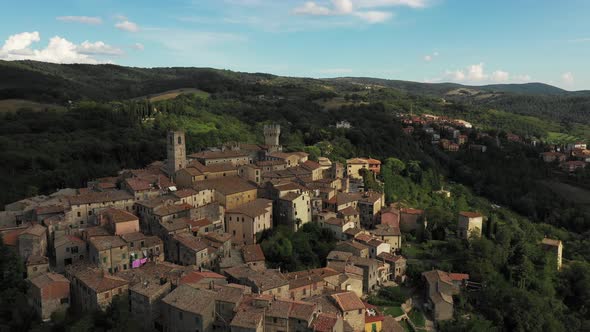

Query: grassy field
left=135, top=88, right=209, bottom=102
left=0, top=99, right=66, bottom=113
left=408, top=309, right=426, bottom=328
left=381, top=305, right=405, bottom=317
left=314, top=96, right=369, bottom=110
left=546, top=132, right=582, bottom=144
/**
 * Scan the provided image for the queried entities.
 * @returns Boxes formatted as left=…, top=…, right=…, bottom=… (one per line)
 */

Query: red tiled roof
left=449, top=273, right=470, bottom=281
left=179, top=271, right=226, bottom=285
left=242, top=244, right=266, bottom=263
left=459, top=211, right=482, bottom=218
left=312, top=313, right=338, bottom=332
left=331, top=292, right=365, bottom=311
left=102, top=208, right=138, bottom=223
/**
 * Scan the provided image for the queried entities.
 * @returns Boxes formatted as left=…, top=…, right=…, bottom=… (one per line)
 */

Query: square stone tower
left=264, top=124, right=280, bottom=146
left=167, top=131, right=186, bottom=177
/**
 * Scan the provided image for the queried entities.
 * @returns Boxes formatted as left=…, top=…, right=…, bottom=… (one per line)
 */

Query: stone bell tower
left=167, top=131, right=186, bottom=177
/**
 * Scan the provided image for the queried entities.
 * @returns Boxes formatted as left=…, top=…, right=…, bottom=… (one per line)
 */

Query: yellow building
left=346, top=158, right=370, bottom=180
left=194, top=176, right=258, bottom=210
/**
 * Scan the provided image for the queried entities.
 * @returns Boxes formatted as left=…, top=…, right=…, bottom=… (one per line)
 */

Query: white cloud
left=513, top=74, right=531, bottom=82
left=293, top=0, right=422, bottom=23
left=354, top=11, right=392, bottom=23
left=491, top=70, right=509, bottom=82
left=443, top=63, right=531, bottom=84
left=77, top=41, right=123, bottom=55
left=445, top=69, right=465, bottom=81
left=466, top=63, right=487, bottom=81
left=1, top=31, right=40, bottom=52
left=334, top=0, right=354, bottom=13
left=423, top=51, right=438, bottom=62
left=356, top=0, right=428, bottom=8
left=561, top=72, right=574, bottom=86
left=56, top=16, right=102, bottom=25
left=0, top=31, right=117, bottom=64
left=293, top=2, right=332, bottom=15
left=133, top=43, right=145, bottom=51
left=115, top=20, right=140, bottom=32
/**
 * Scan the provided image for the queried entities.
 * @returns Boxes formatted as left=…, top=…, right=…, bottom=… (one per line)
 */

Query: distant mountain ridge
left=329, top=77, right=590, bottom=97
left=1, top=60, right=589, bottom=103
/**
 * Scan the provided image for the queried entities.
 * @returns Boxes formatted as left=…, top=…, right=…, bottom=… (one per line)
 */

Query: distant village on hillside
left=0, top=121, right=569, bottom=332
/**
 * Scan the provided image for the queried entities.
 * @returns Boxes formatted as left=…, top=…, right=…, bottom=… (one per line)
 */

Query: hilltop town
left=0, top=117, right=572, bottom=332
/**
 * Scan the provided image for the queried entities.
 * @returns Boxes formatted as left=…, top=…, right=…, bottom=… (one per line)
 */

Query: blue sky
left=1, top=0, right=589, bottom=90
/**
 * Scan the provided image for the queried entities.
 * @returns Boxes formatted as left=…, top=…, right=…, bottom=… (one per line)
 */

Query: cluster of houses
left=1, top=123, right=563, bottom=331
left=400, top=114, right=490, bottom=153
left=540, top=141, right=589, bottom=173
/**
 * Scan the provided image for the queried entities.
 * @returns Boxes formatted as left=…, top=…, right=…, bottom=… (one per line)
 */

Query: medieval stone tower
left=167, top=130, right=186, bottom=177
left=264, top=124, right=281, bottom=147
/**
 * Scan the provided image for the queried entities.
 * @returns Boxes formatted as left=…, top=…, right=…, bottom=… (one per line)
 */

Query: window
left=71, top=246, right=78, bottom=254
left=178, top=136, right=182, bottom=145
left=358, top=309, right=363, bottom=314
left=103, top=257, right=107, bottom=263
left=178, top=312, right=183, bottom=320
left=33, top=267, right=38, bottom=272
left=88, top=210, right=93, bottom=216
left=77, top=212, right=81, bottom=217
left=105, top=292, right=110, bottom=299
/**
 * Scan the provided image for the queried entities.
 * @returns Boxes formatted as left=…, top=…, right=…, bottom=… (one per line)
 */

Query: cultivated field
left=0, top=99, right=65, bottom=113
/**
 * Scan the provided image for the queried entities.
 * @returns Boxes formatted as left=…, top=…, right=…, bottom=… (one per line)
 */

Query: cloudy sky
left=1, top=0, right=589, bottom=90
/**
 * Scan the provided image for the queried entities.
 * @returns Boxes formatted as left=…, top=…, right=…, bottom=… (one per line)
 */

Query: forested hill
left=2, top=60, right=590, bottom=127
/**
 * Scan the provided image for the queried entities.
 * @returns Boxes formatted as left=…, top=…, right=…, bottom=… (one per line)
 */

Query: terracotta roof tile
left=331, top=292, right=365, bottom=311
left=242, top=244, right=266, bottom=263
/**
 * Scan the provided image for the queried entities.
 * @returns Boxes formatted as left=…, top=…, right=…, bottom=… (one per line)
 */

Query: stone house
left=331, top=292, right=366, bottom=332
left=65, top=264, right=129, bottom=312
left=346, top=158, right=369, bottom=180
left=238, top=164, right=263, bottom=185
left=276, top=191, right=312, bottom=232
left=241, top=244, right=266, bottom=270
left=398, top=207, right=424, bottom=233
left=322, top=218, right=356, bottom=241
left=377, top=252, right=407, bottom=282
left=99, top=208, right=140, bottom=235
left=421, top=270, right=468, bottom=321
left=88, top=235, right=130, bottom=273
left=370, top=224, right=402, bottom=251
left=354, top=234, right=391, bottom=259
left=457, top=212, right=483, bottom=239
left=301, top=160, right=324, bottom=181
left=225, top=199, right=273, bottom=245
left=338, top=206, right=360, bottom=226
left=122, top=178, right=161, bottom=201
left=68, top=190, right=134, bottom=227
left=188, top=150, right=252, bottom=166
left=334, top=240, right=370, bottom=259
left=28, top=272, right=70, bottom=321
left=18, top=224, right=47, bottom=261
left=349, top=256, right=384, bottom=293
left=26, top=255, right=50, bottom=279
left=129, top=276, right=172, bottom=331
left=54, top=235, right=87, bottom=273
left=195, top=177, right=258, bottom=210
left=161, top=284, right=218, bottom=332
left=171, top=233, right=209, bottom=267
left=120, top=232, right=164, bottom=266
left=224, top=265, right=289, bottom=297
left=358, top=191, right=384, bottom=229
